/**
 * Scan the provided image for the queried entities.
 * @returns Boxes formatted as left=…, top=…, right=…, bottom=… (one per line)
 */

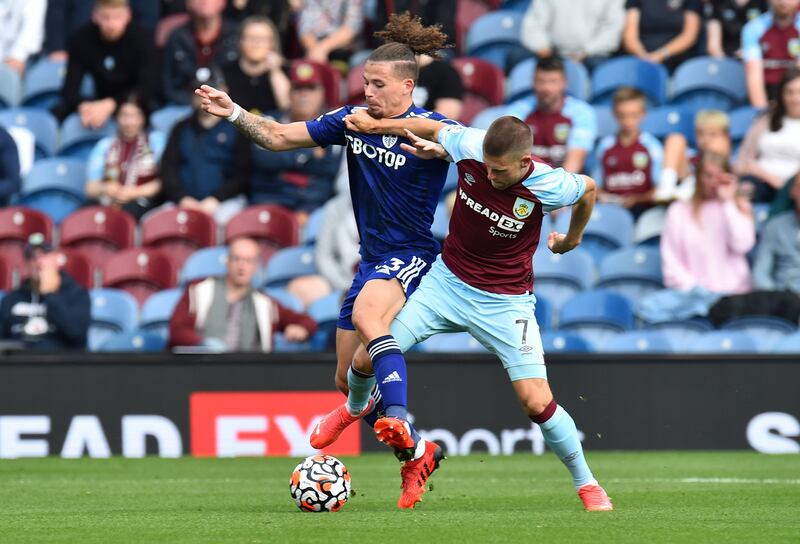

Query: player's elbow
left=580, top=175, right=597, bottom=203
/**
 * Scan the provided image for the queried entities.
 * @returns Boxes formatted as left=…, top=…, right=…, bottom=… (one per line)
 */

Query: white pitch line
left=680, top=477, right=800, bottom=485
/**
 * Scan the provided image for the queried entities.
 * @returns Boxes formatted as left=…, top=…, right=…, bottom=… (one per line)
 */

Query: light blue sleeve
left=437, top=125, right=486, bottom=163
left=741, top=14, right=769, bottom=61
left=504, top=96, right=537, bottom=122
left=564, top=98, right=597, bottom=151
left=86, top=137, right=112, bottom=181
left=148, top=131, right=167, bottom=161
left=523, top=162, right=587, bottom=214
left=592, top=135, right=615, bottom=189
left=641, top=133, right=664, bottom=186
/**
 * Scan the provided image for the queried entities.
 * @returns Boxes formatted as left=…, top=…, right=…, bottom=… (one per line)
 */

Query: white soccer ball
left=289, top=454, right=352, bottom=512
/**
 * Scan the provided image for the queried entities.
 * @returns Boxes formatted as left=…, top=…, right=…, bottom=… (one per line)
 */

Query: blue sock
left=368, top=335, right=408, bottom=421
left=362, top=386, right=384, bottom=428
left=346, top=365, right=375, bottom=416
left=532, top=401, right=596, bottom=489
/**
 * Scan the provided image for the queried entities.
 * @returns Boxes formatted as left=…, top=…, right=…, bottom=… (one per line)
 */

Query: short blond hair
left=694, top=110, right=729, bottom=132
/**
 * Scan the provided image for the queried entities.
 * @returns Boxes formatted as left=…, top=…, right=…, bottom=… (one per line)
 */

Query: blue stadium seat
left=505, top=57, right=591, bottom=103
left=21, top=59, right=67, bottom=109
left=533, top=247, right=595, bottom=313
left=641, top=105, right=696, bottom=143
left=729, top=106, right=759, bottom=149
left=264, top=287, right=305, bottom=312
left=719, top=316, right=796, bottom=350
left=688, top=331, right=760, bottom=353
left=596, top=246, right=663, bottom=300
left=443, top=162, right=459, bottom=194
left=533, top=292, right=553, bottom=332
left=670, top=57, right=747, bottom=111
left=554, top=203, right=634, bottom=263
left=432, top=200, right=450, bottom=241
left=308, top=290, right=343, bottom=351
left=0, top=108, right=59, bottom=158
left=150, top=105, right=192, bottom=135
left=591, top=56, right=669, bottom=106
left=599, top=331, right=673, bottom=353
left=469, top=104, right=508, bottom=129
left=19, top=158, right=87, bottom=224
left=100, top=330, right=167, bottom=352
left=0, top=64, right=21, bottom=108
left=59, top=112, right=116, bottom=159
left=643, top=318, right=713, bottom=345
left=139, top=287, right=183, bottom=339
left=418, top=332, right=489, bottom=353
left=262, top=246, right=318, bottom=287
left=301, top=206, right=326, bottom=245
left=542, top=331, right=595, bottom=353
left=559, top=289, right=635, bottom=347
left=179, top=246, right=228, bottom=285
left=774, top=331, right=800, bottom=353
left=88, top=288, right=139, bottom=351
left=464, top=11, right=528, bottom=72
left=752, top=203, right=771, bottom=233
left=273, top=332, right=311, bottom=352
left=593, top=105, right=618, bottom=140
left=633, top=206, right=666, bottom=246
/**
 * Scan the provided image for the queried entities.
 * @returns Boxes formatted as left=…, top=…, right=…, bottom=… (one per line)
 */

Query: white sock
left=656, top=168, right=678, bottom=201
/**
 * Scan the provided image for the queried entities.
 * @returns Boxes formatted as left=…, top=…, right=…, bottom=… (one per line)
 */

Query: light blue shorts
left=391, top=256, right=546, bottom=381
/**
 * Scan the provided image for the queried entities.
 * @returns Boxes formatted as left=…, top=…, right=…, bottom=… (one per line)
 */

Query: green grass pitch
left=0, top=452, right=797, bottom=543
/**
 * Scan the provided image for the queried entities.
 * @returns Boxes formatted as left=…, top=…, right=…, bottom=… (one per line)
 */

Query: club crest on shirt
left=554, top=123, right=570, bottom=143
left=746, top=8, right=761, bottom=20
left=789, top=38, right=800, bottom=58
left=382, top=134, right=398, bottom=148
left=632, top=151, right=649, bottom=169
left=464, top=172, right=476, bottom=186
left=513, top=197, right=535, bottom=220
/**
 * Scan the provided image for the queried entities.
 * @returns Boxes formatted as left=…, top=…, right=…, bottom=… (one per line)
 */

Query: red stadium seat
left=155, top=13, right=190, bottom=48
left=456, top=0, right=490, bottom=55
left=141, top=208, right=217, bottom=272
left=451, top=57, right=505, bottom=125
left=0, top=257, right=11, bottom=290
left=59, top=206, right=136, bottom=278
left=0, top=206, right=53, bottom=276
left=102, top=248, right=176, bottom=306
left=346, top=64, right=366, bottom=105
left=55, top=249, right=93, bottom=289
left=224, top=204, right=299, bottom=263
left=291, top=59, right=343, bottom=107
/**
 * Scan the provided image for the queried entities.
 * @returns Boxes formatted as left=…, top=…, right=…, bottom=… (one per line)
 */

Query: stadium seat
left=532, top=247, right=595, bottom=314
left=593, top=105, right=618, bottom=140
left=643, top=318, right=714, bottom=345
left=464, top=10, right=528, bottom=72
left=301, top=206, right=326, bottom=246
left=670, top=57, right=747, bottom=111
left=19, top=158, right=87, bottom=223
left=0, top=108, right=59, bottom=158
left=99, top=330, right=167, bottom=352
left=58, top=112, right=116, bottom=159
left=141, top=208, right=217, bottom=272
left=102, top=249, right=176, bottom=306
left=752, top=202, right=771, bottom=233
left=345, top=64, right=366, bottom=104
left=155, top=12, right=190, bottom=47
left=0, top=258, right=11, bottom=291
left=0, top=64, right=21, bottom=107
left=469, top=104, right=508, bottom=129
left=688, top=331, right=760, bottom=353
left=505, top=57, right=590, bottom=103
left=599, top=331, right=673, bottom=353
left=0, top=206, right=53, bottom=275
left=774, top=331, right=800, bottom=353
left=264, top=287, right=305, bottom=312
left=262, top=246, right=318, bottom=287
left=432, top=200, right=450, bottom=241
left=150, top=105, right=191, bottom=135
left=591, top=56, right=669, bottom=106
left=596, top=246, right=663, bottom=300
left=292, top=59, right=342, bottom=107
left=534, top=293, right=553, bottom=332
left=224, top=204, right=299, bottom=261
left=455, top=0, right=490, bottom=54
left=273, top=332, right=311, bottom=353
left=139, top=287, right=183, bottom=339
left=719, top=316, right=796, bottom=350
left=348, top=49, right=373, bottom=68
left=54, top=249, right=93, bottom=289
left=641, top=105, right=696, bottom=143
left=21, top=59, right=67, bottom=109
left=542, top=331, right=595, bottom=353
left=633, top=206, right=666, bottom=246
left=59, top=206, right=136, bottom=279
left=418, top=331, right=489, bottom=353
left=308, top=290, right=344, bottom=350
left=179, top=246, right=228, bottom=285
left=554, top=203, right=634, bottom=263
left=88, top=288, right=139, bottom=351
left=451, top=57, right=505, bottom=124
left=729, top=106, right=759, bottom=149
left=559, top=289, right=635, bottom=348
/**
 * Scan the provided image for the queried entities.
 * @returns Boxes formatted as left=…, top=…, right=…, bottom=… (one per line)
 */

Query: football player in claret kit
left=314, top=110, right=614, bottom=511
left=195, top=14, right=459, bottom=502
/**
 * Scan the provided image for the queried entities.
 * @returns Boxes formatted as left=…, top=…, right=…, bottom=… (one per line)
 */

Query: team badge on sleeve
left=513, top=197, right=535, bottom=219
left=382, top=135, right=398, bottom=148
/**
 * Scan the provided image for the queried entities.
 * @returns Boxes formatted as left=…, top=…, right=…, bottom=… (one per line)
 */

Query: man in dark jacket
left=0, top=234, right=91, bottom=350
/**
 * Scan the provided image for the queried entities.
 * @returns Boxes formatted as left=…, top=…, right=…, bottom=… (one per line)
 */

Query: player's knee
left=523, top=396, right=553, bottom=418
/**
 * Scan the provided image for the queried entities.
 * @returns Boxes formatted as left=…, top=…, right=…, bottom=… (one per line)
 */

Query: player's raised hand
left=194, top=85, right=235, bottom=119
left=344, top=109, right=380, bottom=133
left=547, top=231, right=579, bottom=254
left=399, top=129, right=450, bottom=160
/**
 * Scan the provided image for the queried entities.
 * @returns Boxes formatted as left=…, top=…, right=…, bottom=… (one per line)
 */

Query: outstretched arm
left=195, top=85, right=317, bottom=151
left=344, top=109, right=447, bottom=142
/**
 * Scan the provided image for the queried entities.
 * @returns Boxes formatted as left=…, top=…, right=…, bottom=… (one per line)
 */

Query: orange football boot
left=309, top=398, right=374, bottom=449
left=397, top=440, right=445, bottom=509
left=374, top=416, right=416, bottom=450
left=578, top=483, right=614, bottom=511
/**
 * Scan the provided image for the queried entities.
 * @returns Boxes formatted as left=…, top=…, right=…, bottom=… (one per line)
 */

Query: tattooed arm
left=194, top=85, right=316, bottom=151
